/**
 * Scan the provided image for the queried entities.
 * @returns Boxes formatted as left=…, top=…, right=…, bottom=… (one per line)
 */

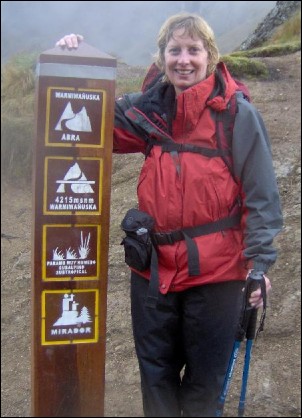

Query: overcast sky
left=1, top=1, right=276, bottom=66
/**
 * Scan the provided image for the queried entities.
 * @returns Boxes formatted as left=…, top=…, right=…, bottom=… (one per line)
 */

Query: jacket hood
left=184, top=61, right=239, bottom=112
left=128, top=61, right=242, bottom=138
left=207, top=62, right=242, bottom=111
left=141, top=61, right=240, bottom=110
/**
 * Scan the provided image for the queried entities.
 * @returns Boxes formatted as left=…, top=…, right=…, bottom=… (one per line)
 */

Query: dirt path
left=1, top=52, right=301, bottom=417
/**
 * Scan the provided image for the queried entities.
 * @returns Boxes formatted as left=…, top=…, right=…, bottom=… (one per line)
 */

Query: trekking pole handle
left=245, top=270, right=265, bottom=340
left=248, top=269, right=265, bottom=283
left=247, top=270, right=265, bottom=306
left=246, top=308, right=258, bottom=340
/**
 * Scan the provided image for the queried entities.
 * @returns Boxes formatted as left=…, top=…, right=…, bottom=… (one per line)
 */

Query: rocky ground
left=1, top=51, right=301, bottom=417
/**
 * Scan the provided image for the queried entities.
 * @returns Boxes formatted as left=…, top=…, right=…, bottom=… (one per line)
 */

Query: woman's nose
left=177, top=50, right=190, bottom=64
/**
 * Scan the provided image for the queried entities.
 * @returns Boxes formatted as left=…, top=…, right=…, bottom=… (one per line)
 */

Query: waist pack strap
left=146, top=234, right=200, bottom=309
left=151, top=213, right=241, bottom=245
left=145, top=243, right=160, bottom=309
left=146, top=214, right=241, bottom=309
left=183, top=232, right=201, bottom=276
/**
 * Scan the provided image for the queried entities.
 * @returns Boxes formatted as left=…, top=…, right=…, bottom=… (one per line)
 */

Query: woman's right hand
left=55, top=34, right=84, bottom=49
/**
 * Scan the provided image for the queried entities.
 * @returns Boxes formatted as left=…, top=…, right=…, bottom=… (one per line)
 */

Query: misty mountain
left=1, top=1, right=276, bottom=66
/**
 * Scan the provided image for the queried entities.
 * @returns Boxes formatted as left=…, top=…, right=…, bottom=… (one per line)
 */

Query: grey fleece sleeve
left=232, top=95, right=283, bottom=273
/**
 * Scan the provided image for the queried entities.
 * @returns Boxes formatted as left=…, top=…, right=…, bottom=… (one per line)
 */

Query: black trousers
left=131, top=272, right=244, bottom=417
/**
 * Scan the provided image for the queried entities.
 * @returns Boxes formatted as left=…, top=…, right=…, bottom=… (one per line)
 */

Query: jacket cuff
left=252, top=261, right=270, bottom=273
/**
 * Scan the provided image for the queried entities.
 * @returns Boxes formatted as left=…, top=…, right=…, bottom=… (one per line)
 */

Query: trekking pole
left=237, top=307, right=258, bottom=417
left=215, top=304, right=253, bottom=417
left=215, top=270, right=266, bottom=417
left=215, top=339, right=242, bottom=417
left=237, top=270, right=267, bottom=417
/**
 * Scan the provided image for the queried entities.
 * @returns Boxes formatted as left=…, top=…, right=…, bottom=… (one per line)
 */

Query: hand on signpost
left=56, top=34, right=84, bottom=49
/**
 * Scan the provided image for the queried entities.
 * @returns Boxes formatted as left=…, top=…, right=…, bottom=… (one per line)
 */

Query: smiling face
left=164, top=28, right=209, bottom=96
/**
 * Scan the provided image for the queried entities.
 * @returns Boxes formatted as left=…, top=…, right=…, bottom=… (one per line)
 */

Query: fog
left=1, top=1, right=276, bottom=66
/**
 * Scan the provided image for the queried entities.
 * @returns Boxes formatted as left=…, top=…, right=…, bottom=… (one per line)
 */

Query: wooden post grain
left=31, top=43, right=116, bottom=417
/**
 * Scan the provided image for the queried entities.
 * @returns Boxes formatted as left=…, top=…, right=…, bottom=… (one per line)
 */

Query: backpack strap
left=149, top=140, right=231, bottom=158
left=143, top=91, right=242, bottom=181
left=214, top=90, right=250, bottom=184
left=139, top=64, right=250, bottom=184
left=152, top=213, right=241, bottom=246
left=145, top=139, right=232, bottom=177
left=152, top=213, right=241, bottom=276
left=146, top=212, right=241, bottom=308
left=213, top=92, right=238, bottom=182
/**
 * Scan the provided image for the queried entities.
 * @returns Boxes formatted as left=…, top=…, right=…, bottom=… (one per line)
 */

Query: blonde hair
left=154, top=12, right=220, bottom=78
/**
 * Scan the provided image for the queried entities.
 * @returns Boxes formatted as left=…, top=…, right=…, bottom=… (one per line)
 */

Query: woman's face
left=164, top=28, right=209, bottom=95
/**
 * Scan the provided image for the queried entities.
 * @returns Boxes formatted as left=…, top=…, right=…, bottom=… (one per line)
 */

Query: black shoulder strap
left=213, top=92, right=239, bottom=182
left=150, top=141, right=231, bottom=158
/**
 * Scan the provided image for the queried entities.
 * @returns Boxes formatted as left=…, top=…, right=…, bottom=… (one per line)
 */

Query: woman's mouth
left=175, top=69, right=194, bottom=75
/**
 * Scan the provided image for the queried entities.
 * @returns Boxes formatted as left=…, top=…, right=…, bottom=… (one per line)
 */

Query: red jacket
left=113, top=62, right=283, bottom=293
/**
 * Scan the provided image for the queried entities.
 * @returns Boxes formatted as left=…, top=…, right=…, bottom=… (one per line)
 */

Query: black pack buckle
left=165, top=233, right=175, bottom=245
left=153, top=229, right=187, bottom=245
left=152, top=232, right=175, bottom=245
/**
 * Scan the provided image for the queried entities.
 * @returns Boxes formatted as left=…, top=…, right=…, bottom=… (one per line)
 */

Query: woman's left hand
left=249, top=274, right=272, bottom=308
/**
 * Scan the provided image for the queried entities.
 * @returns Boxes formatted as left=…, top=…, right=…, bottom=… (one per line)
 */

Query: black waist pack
left=120, top=208, right=155, bottom=271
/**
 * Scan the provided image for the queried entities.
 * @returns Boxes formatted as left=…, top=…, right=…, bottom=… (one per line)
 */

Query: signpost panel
left=31, top=43, right=116, bottom=417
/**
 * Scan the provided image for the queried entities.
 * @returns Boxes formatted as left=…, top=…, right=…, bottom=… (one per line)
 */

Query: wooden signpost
left=31, top=43, right=116, bottom=417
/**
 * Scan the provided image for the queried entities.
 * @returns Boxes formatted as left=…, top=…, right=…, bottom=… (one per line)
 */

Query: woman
left=57, top=13, right=282, bottom=417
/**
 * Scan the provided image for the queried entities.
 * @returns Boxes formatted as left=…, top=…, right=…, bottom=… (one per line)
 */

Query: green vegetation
left=1, top=9, right=301, bottom=185
left=227, top=40, right=301, bottom=59
left=269, top=9, right=301, bottom=44
left=222, top=9, right=301, bottom=76
left=116, top=76, right=145, bottom=96
left=220, top=55, right=269, bottom=79
left=1, top=52, right=37, bottom=184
